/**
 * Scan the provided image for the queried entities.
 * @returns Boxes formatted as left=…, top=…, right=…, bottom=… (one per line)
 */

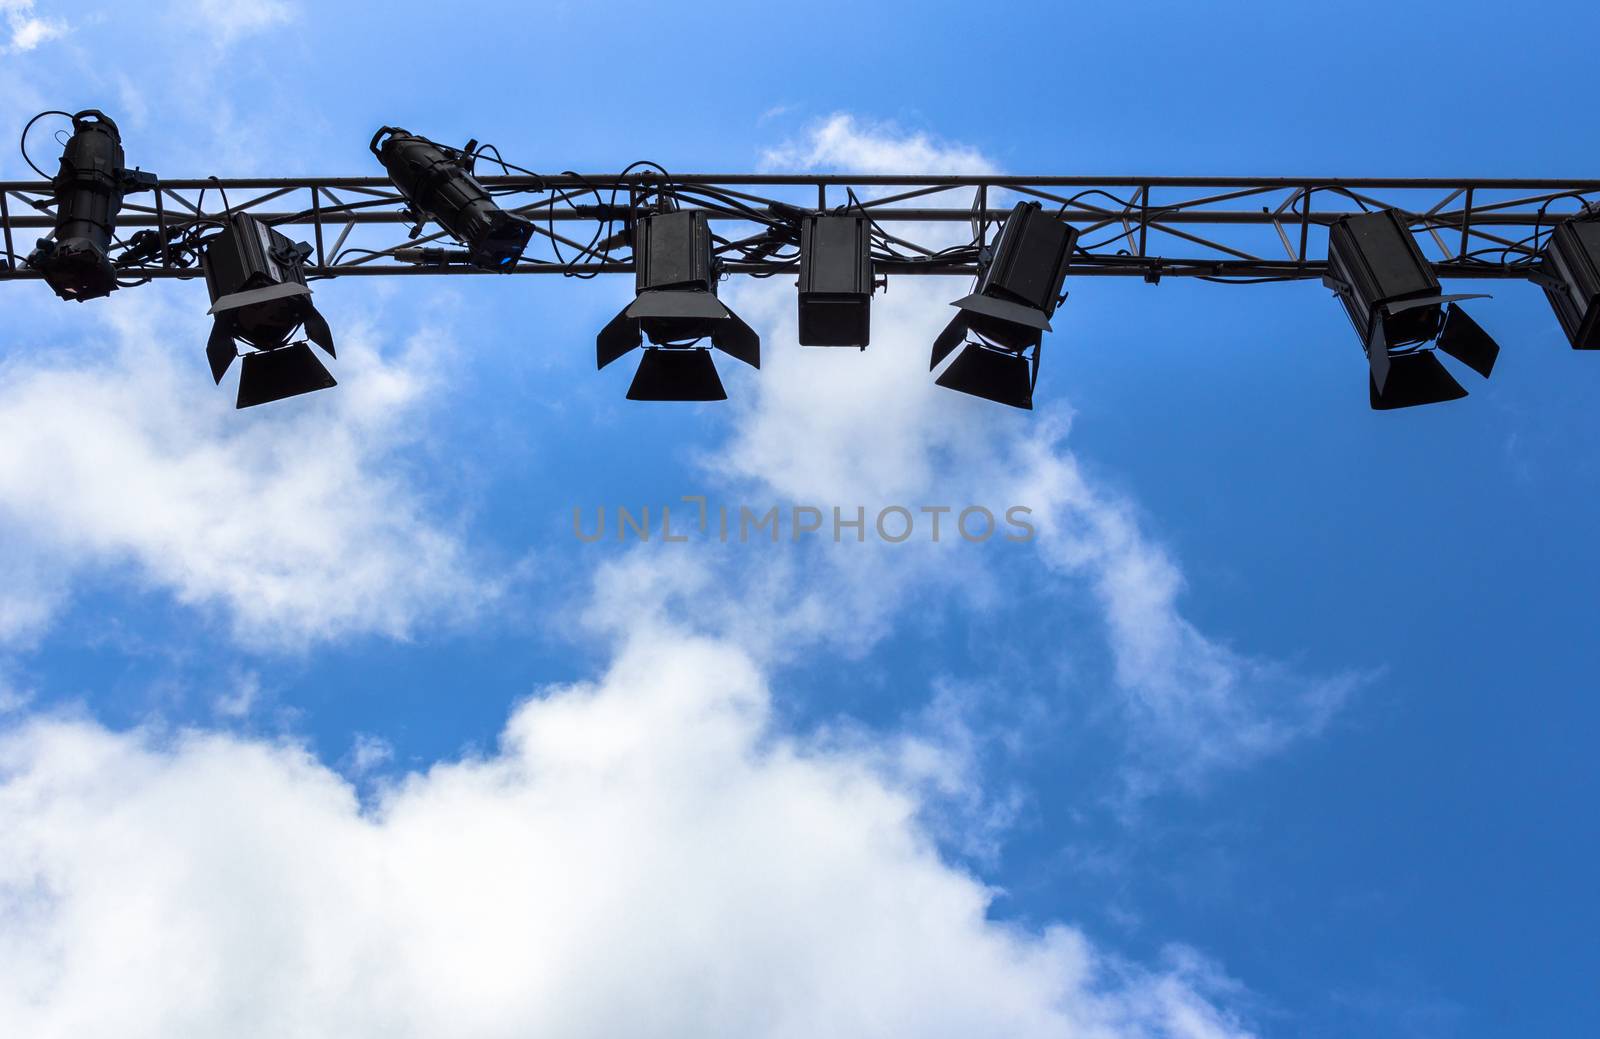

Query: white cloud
left=344, top=731, right=393, bottom=776
left=0, top=673, right=31, bottom=714
left=211, top=671, right=261, bottom=720
left=1, top=1, right=65, bottom=53
left=0, top=548, right=64, bottom=648
left=0, top=631, right=1255, bottom=1039
left=762, top=113, right=993, bottom=175
left=186, top=0, right=294, bottom=47
left=0, top=292, right=489, bottom=651
left=1000, top=428, right=1359, bottom=793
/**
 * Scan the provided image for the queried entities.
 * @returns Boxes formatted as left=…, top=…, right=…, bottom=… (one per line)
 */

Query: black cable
left=18, top=110, right=73, bottom=179
left=1056, top=188, right=1141, bottom=213
left=1320, top=186, right=1373, bottom=213
left=263, top=195, right=416, bottom=228
left=1520, top=192, right=1595, bottom=261
left=1076, top=227, right=1141, bottom=251
left=329, top=247, right=389, bottom=265
left=208, top=176, right=231, bottom=216
left=1194, top=274, right=1309, bottom=284
left=551, top=161, right=678, bottom=279
left=19, top=110, right=73, bottom=180
left=617, top=160, right=672, bottom=180
left=545, top=169, right=616, bottom=278
left=665, top=186, right=785, bottom=228
left=465, top=141, right=548, bottom=197
left=839, top=186, right=957, bottom=264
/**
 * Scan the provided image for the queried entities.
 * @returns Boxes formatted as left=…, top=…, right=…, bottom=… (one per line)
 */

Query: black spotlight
left=596, top=209, right=759, bottom=401
left=929, top=201, right=1076, bottom=410
left=798, top=214, right=873, bottom=347
left=1325, top=208, right=1500, bottom=410
left=1536, top=217, right=1600, bottom=351
left=370, top=126, right=533, bottom=271
left=202, top=213, right=336, bottom=409
left=26, top=110, right=156, bottom=302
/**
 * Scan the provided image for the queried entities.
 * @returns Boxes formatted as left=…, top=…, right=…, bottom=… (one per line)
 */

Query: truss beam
left=4, top=174, right=1595, bottom=284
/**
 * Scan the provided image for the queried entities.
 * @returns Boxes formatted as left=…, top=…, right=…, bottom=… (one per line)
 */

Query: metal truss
left=4, top=173, right=1599, bottom=284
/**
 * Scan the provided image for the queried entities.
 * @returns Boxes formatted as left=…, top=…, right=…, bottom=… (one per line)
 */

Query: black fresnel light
left=596, top=208, right=759, bottom=401
left=1325, top=208, right=1500, bottom=410
left=202, top=213, right=337, bottom=409
left=1534, top=214, right=1600, bottom=351
left=797, top=214, right=874, bottom=348
left=929, top=201, right=1076, bottom=410
left=370, top=126, right=533, bottom=271
left=26, top=110, right=156, bottom=302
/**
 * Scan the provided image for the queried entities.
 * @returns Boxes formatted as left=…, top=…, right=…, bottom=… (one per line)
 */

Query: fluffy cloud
left=0, top=292, right=488, bottom=650
left=186, top=0, right=295, bottom=47
left=0, top=631, right=1254, bottom=1039
left=1, top=1, right=65, bottom=53
left=762, top=113, right=993, bottom=175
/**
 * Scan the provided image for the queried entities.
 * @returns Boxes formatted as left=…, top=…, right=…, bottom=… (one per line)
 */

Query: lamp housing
left=797, top=214, right=873, bottom=347
left=959, top=200, right=1076, bottom=349
left=26, top=110, right=155, bottom=302
left=370, top=126, right=533, bottom=270
left=1327, top=208, right=1445, bottom=351
left=1538, top=217, right=1600, bottom=351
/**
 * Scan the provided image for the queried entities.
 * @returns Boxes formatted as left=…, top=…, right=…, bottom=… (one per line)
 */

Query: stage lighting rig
left=929, top=201, right=1076, bottom=410
left=1325, top=209, right=1500, bottom=410
left=596, top=209, right=759, bottom=401
left=12, top=112, right=1600, bottom=421
left=798, top=214, right=874, bottom=347
left=201, top=213, right=337, bottom=409
left=1535, top=216, right=1600, bottom=351
left=370, top=126, right=534, bottom=271
left=25, top=110, right=156, bottom=302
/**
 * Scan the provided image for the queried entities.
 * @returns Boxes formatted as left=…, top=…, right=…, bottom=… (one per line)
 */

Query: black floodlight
left=202, top=213, right=336, bottom=409
left=1326, top=208, right=1500, bottom=410
left=929, top=201, right=1076, bottom=410
left=798, top=214, right=873, bottom=347
left=370, top=126, right=533, bottom=271
left=26, top=110, right=156, bottom=302
left=1536, top=217, right=1600, bottom=351
left=596, top=209, right=758, bottom=401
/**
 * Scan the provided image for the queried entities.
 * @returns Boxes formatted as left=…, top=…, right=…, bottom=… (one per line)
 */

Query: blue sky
left=1, top=2, right=1596, bottom=1037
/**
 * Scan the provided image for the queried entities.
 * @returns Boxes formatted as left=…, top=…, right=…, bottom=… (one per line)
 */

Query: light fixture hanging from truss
left=1325, top=209, right=1500, bottom=410
left=202, top=213, right=337, bottom=409
left=929, top=201, right=1077, bottom=410
left=596, top=209, right=759, bottom=401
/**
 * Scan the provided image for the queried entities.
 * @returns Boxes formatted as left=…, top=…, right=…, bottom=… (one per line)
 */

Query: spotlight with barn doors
left=202, top=213, right=337, bottom=409
left=25, top=110, right=156, bottom=302
left=1325, top=208, right=1501, bottom=410
left=370, top=126, right=534, bottom=271
left=929, top=201, right=1077, bottom=410
left=596, top=209, right=759, bottom=401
